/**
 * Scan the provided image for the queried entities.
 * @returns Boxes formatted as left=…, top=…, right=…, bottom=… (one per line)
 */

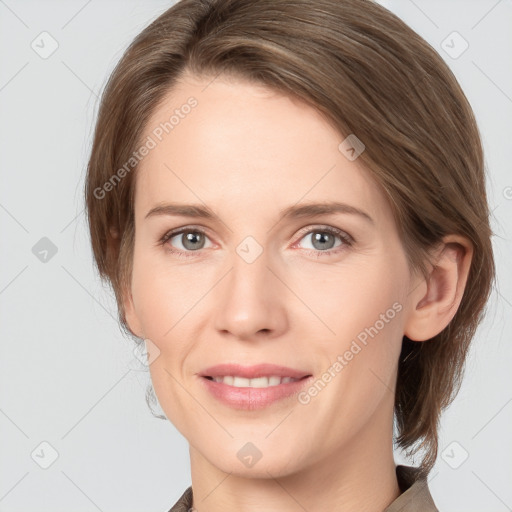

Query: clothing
left=167, top=464, right=438, bottom=512
left=384, top=465, right=439, bottom=512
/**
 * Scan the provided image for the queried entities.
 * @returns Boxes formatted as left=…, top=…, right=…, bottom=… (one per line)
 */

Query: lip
left=198, top=363, right=313, bottom=410
left=199, top=363, right=311, bottom=379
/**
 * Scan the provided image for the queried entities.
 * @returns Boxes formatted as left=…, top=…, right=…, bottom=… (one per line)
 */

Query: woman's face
left=125, top=72, right=420, bottom=477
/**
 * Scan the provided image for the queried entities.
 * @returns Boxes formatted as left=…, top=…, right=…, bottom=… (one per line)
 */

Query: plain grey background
left=0, top=1, right=511, bottom=511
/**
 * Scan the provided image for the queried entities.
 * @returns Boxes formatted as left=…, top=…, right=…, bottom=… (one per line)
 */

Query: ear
left=404, top=235, right=473, bottom=342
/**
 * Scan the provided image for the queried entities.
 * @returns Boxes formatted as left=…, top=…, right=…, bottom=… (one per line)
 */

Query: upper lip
left=199, top=363, right=312, bottom=379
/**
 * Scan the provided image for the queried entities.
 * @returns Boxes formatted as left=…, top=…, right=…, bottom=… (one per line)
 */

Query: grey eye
left=170, top=231, right=211, bottom=251
left=299, top=230, right=343, bottom=251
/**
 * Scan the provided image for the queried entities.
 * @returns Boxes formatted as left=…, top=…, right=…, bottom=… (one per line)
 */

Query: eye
left=159, top=227, right=213, bottom=258
left=158, top=225, right=354, bottom=259
left=295, top=226, right=353, bottom=257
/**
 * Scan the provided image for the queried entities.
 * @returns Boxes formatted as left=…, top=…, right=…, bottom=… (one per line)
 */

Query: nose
left=213, top=247, right=289, bottom=341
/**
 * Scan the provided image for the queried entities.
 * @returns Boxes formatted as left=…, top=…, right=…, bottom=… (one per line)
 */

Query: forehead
left=134, top=73, right=390, bottom=224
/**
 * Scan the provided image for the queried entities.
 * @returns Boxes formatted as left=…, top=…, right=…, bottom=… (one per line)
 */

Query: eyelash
left=157, top=225, right=354, bottom=259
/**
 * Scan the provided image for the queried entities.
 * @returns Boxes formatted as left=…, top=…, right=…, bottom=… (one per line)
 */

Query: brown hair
left=84, top=0, right=496, bottom=477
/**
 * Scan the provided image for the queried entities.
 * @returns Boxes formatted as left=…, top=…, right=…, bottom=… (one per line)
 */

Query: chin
left=201, top=442, right=306, bottom=479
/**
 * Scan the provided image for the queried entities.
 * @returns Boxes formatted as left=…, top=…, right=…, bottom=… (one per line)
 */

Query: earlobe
left=404, top=235, right=473, bottom=342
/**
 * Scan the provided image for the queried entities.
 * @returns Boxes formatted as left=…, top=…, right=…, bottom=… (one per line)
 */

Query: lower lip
left=199, top=375, right=313, bottom=410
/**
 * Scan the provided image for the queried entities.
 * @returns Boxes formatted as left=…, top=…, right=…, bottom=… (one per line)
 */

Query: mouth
left=198, top=363, right=313, bottom=410
left=202, top=375, right=310, bottom=388
left=199, top=362, right=311, bottom=382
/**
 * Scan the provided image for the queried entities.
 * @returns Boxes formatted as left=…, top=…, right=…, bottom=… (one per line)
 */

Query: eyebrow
left=145, top=201, right=374, bottom=224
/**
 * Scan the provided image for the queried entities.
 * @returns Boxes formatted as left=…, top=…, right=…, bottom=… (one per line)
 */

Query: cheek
left=289, top=258, right=401, bottom=334
left=129, top=250, right=218, bottom=378
left=130, top=247, right=198, bottom=333
left=297, top=259, right=405, bottom=397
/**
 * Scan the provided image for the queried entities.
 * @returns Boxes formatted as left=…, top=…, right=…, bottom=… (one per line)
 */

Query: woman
left=84, top=0, right=495, bottom=510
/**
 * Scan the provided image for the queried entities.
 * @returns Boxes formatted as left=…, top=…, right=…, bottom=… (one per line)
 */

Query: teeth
left=211, top=375, right=300, bottom=387
left=269, top=376, right=281, bottom=386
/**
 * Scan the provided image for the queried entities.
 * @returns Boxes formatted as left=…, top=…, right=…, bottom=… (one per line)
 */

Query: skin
left=123, top=71, right=473, bottom=512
